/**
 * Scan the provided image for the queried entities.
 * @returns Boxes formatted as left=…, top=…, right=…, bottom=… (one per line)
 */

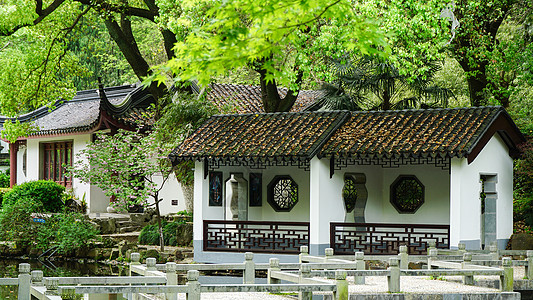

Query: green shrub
left=0, top=187, right=12, bottom=208
left=36, top=212, right=99, bottom=254
left=0, top=171, right=9, bottom=188
left=3, top=180, right=65, bottom=212
left=139, top=220, right=181, bottom=246
left=0, top=196, right=43, bottom=243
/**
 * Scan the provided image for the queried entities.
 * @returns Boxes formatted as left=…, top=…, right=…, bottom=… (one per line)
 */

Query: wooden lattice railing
left=203, top=220, right=310, bottom=254
left=330, top=222, right=449, bottom=255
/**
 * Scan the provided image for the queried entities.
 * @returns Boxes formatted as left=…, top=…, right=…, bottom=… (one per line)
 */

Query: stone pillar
left=462, top=253, right=474, bottom=285
left=299, top=246, right=309, bottom=263
left=243, top=252, right=255, bottom=284
left=354, top=252, right=365, bottom=285
left=501, top=257, right=513, bottom=292
left=325, top=248, right=334, bottom=260
left=130, top=253, right=141, bottom=276
left=186, top=270, right=200, bottom=300
left=45, top=278, right=59, bottom=296
left=166, top=262, right=178, bottom=300
left=335, top=270, right=348, bottom=300
left=398, top=245, right=408, bottom=270
left=268, top=258, right=280, bottom=285
left=299, top=264, right=312, bottom=300
left=387, top=258, right=400, bottom=293
left=489, top=244, right=499, bottom=261
left=146, top=258, right=157, bottom=272
left=17, top=263, right=30, bottom=300
left=427, top=249, right=437, bottom=270
left=31, top=270, right=43, bottom=286
left=527, top=250, right=533, bottom=279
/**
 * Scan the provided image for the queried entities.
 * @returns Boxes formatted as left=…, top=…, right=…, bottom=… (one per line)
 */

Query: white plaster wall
left=196, top=164, right=311, bottom=223
left=21, top=134, right=108, bottom=213
left=148, top=172, right=186, bottom=215
left=193, top=161, right=207, bottom=241
left=309, top=157, right=345, bottom=248
left=449, top=134, right=513, bottom=248
left=334, top=163, right=450, bottom=225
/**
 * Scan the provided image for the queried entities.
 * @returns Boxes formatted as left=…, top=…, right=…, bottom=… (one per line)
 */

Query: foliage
left=0, top=196, right=43, bottom=244
left=0, top=188, right=11, bottom=208
left=514, top=140, right=533, bottom=227
left=69, top=129, right=173, bottom=250
left=0, top=171, right=9, bottom=188
left=36, top=212, right=99, bottom=254
left=138, top=220, right=188, bottom=246
left=3, top=180, right=65, bottom=213
left=0, top=119, right=38, bottom=143
left=317, top=56, right=455, bottom=110
left=70, top=130, right=169, bottom=210
left=155, top=0, right=389, bottom=112
left=154, top=92, right=219, bottom=185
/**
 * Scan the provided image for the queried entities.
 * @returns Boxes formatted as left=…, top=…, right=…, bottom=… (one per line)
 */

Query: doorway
left=480, top=174, right=497, bottom=249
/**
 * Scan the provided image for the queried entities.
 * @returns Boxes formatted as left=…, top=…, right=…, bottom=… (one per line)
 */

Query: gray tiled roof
left=0, top=84, right=142, bottom=137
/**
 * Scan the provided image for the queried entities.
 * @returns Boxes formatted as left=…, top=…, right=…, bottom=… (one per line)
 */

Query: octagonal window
left=267, top=175, right=298, bottom=212
left=390, top=175, right=424, bottom=214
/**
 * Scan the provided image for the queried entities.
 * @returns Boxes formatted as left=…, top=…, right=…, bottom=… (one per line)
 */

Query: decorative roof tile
left=0, top=84, right=151, bottom=137
left=319, top=107, right=521, bottom=160
left=171, top=107, right=525, bottom=164
left=170, top=111, right=350, bottom=160
left=205, top=83, right=323, bottom=113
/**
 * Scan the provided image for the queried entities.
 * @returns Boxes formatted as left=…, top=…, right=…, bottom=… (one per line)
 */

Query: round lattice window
left=390, top=175, right=424, bottom=214
left=343, top=176, right=357, bottom=213
left=267, top=175, right=298, bottom=212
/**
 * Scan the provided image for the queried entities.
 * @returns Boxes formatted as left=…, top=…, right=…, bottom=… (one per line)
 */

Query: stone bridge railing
left=4, top=246, right=533, bottom=299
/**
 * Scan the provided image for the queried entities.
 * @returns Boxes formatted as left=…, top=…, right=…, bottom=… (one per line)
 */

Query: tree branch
left=278, top=0, right=342, bottom=30
left=76, top=0, right=158, bottom=21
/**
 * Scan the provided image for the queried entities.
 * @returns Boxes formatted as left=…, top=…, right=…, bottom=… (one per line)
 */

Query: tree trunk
left=182, top=184, right=194, bottom=214
left=104, top=16, right=167, bottom=102
left=254, top=59, right=303, bottom=112
left=458, top=61, right=489, bottom=107
left=154, top=193, right=164, bottom=252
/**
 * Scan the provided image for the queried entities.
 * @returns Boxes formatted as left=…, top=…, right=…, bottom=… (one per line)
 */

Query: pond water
left=0, top=258, right=127, bottom=299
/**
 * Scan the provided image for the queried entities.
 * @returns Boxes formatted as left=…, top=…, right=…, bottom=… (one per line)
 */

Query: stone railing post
left=146, top=257, right=157, bottom=272
left=299, top=264, right=312, bottom=300
left=387, top=257, right=400, bottom=293
left=186, top=270, right=200, bottom=300
left=427, top=249, right=437, bottom=270
left=166, top=262, right=178, bottom=300
left=18, top=263, right=31, bottom=300
left=501, top=257, right=514, bottom=292
left=44, top=278, right=59, bottom=296
left=428, top=241, right=437, bottom=252
left=462, top=252, right=474, bottom=285
left=325, top=248, right=334, bottom=261
left=354, top=252, right=365, bottom=285
left=268, top=258, right=280, bottom=284
left=458, top=243, right=466, bottom=255
left=299, top=246, right=309, bottom=263
left=243, top=252, right=255, bottom=284
left=334, top=270, right=348, bottom=300
left=489, top=245, right=499, bottom=261
left=398, top=246, right=408, bottom=270
left=527, top=250, right=533, bottom=279
left=130, top=253, right=141, bottom=276
left=31, top=270, right=44, bottom=286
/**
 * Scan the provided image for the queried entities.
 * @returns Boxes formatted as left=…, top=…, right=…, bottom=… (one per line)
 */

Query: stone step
left=119, top=226, right=141, bottom=233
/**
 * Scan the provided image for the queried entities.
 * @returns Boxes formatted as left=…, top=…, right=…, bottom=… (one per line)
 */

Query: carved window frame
left=342, top=175, right=357, bottom=213
left=390, top=175, right=425, bottom=214
left=267, top=175, right=298, bottom=212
